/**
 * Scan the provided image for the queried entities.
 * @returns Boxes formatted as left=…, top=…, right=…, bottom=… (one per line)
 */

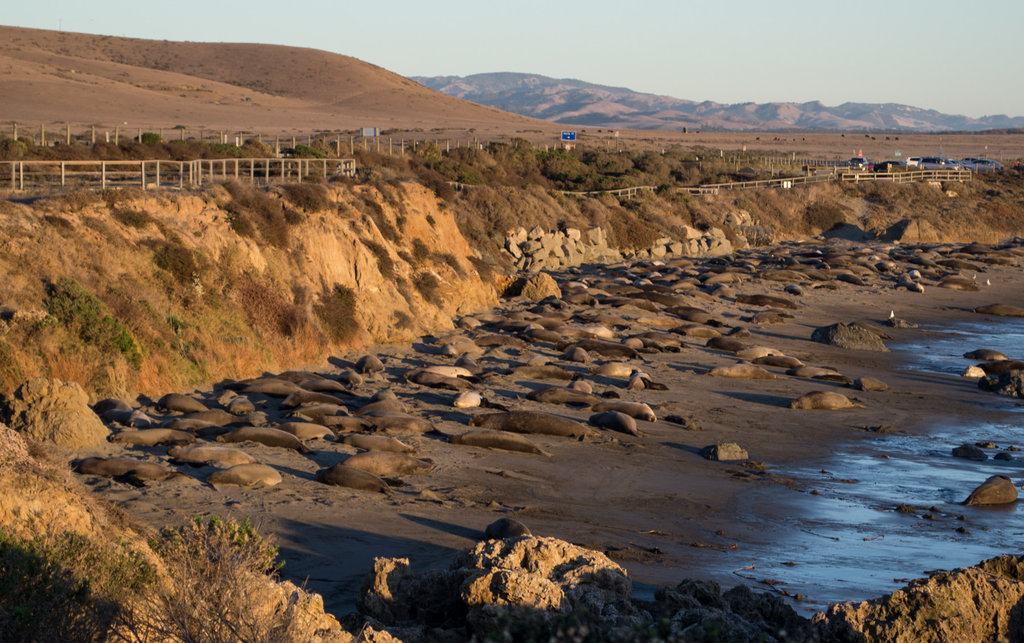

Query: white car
left=906, top=157, right=921, bottom=168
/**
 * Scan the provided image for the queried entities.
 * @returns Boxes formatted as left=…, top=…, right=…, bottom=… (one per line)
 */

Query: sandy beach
left=73, top=237, right=1024, bottom=621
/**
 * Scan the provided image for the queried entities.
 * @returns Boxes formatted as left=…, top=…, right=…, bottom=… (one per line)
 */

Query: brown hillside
left=0, top=25, right=545, bottom=132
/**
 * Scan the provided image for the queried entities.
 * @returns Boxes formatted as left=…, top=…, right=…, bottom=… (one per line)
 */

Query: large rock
left=811, top=323, right=889, bottom=352
left=517, top=273, right=562, bottom=301
left=358, top=536, right=631, bottom=635
left=884, top=218, right=941, bottom=243
left=816, top=555, right=1024, bottom=642
left=979, top=370, right=1024, bottom=397
left=2, top=378, right=109, bottom=448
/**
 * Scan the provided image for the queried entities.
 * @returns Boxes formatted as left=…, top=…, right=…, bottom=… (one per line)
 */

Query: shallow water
left=738, top=317, right=1024, bottom=614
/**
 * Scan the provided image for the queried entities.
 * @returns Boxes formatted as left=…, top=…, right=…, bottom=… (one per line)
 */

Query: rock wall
left=504, top=224, right=734, bottom=273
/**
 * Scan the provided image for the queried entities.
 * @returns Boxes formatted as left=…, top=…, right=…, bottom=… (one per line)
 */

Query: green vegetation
left=314, top=285, right=360, bottom=342
left=0, top=530, right=155, bottom=642
left=45, top=278, right=143, bottom=370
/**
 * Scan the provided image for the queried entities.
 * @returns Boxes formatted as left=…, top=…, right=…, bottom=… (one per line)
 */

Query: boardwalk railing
left=679, top=169, right=971, bottom=195
left=2, top=158, right=356, bottom=191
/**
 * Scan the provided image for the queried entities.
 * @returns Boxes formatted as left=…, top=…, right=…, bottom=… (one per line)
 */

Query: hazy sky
left=6, top=0, right=1022, bottom=118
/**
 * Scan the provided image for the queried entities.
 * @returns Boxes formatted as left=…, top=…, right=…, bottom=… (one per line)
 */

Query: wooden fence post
left=115, top=126, right=119, bottom=145
left=91, top=125, right=96, bottom=144
left=40, top=124, right=45, bottom=147
left=65, top=123, right=70, bottom=145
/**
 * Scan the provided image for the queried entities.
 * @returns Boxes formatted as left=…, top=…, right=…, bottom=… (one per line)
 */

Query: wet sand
left=78, top=239, right=1024, bottom=618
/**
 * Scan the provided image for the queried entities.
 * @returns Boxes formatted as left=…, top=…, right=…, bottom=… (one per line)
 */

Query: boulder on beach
left=1, top=378, right=109, bottom=448
left=701, top=443, right=749, bottom=461
left=978, top=370, right=1024, bottom=397
left=816, top=554, right=1024, bottom=642
left=811, top=323, right=889, bottom=351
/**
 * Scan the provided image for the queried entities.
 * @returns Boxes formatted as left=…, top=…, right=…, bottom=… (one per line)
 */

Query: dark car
left=847, top=157, right=873, bottom=171
left=873, top=160, right=907, bottom=173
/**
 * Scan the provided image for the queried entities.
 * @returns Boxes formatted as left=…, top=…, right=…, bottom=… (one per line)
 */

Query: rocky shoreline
left=6, top=235, right=1024, bottom=641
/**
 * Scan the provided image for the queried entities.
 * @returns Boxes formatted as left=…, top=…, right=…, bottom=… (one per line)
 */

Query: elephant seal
left=226, top=397, right=256, bottom=415
left=275, top=422, right=334, bottom=440
left=315, top=463, right=390, bottom=493
left=975, top=304, right=1024, bottom=317
left=708, top=364, right=776, bottom=380
left=735, top=294, right=799, bottom=310
left=94, top=398, right=131, bottom=415
left=300, top=377, right=348, bottom=393
left=589, top=362, right=635, bottom=378
left=109, top=428, right=196, bottom=447
left=963, top=475, right=1018, bottom=506
left=526, top=387, right=601, bottom=406
left=751, top=355, right=805, bottom=369
left=163, top=418, right=219, bottom=432
left=469, top=411, right=596, bottom=438
left=483, top=517, right=532, bottom=540
left=74, top=457, right=184, bottom=482
left=355, top=354, right=385, bottom=374
left=453, top=391, right=482, bottom=409
left=588, top=411, right=639, bottom=436
left=342, top=451, right=433, bottom=476
left=240, top=378, right=302, bottom=397
left=168, top=445, right=259, bottom=468
left=789, top=391, right=865, bottom=410
left=289, top=403, right=349, bottom=420
left=449, top=429, right=551, bottom=456
left=280, top=389, right=348, bottom=408
left=706, top=337, right=748, bottom=353
left=558, top=339, right=640, bottom=359
left=157, top=393, right=208, bottom=414
left=100, top=408, right=155, bottom=428
left=365, top=413, right=435, bottom=435
left=964, top=349, right=1010, bottom=361
left=207, top=463, right=282, bottom=488
left=218, top=427, right=311, bottom=453
left=590, top=401, right=656, bottom=422
left=405, top=369, right=476, bottom=391
left=355, top=398, right=406, bottom=416
left=186, top=409, right=242, bottom=427
left=511, top=364, right=576, bottom=380
left=342, top=434, right=415, bottom=453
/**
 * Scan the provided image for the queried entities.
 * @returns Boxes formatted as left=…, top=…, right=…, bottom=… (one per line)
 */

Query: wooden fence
left=2, top=158, right=356, bottom=191
left=678, top=169, right=971, bottom=195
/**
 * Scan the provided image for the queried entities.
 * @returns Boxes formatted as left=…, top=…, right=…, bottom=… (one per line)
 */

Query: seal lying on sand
left=168, top=445, right=259, bottom=468
left=342, top=451, right=433, bottom=476
left=449, top=429, right=550, bottom=456
left=342, top=434, right=415, bottom=453
left=109, top=428, right=196, bottom=447
left=207, top=463, right=282, bottom=487
left=469, top=411, right=597, bottom=438
left=315, top=463, right=390, bottom=493
left=218, top=427, right=311, bottom=453
left=74, top=457, right=184, bottom=482
left=963, top=475, right=1018, bottom=506
left=789, top=391, right=865, bottom=410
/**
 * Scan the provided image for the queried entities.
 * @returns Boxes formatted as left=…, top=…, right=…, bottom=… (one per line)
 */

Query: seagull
left=889, top=310, right=895, bottom=320
left=986, top=278, right=992, bottom=287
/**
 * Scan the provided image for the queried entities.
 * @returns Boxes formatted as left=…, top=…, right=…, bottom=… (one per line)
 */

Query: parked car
left=847, top=157, right=873, bottom=171
left=961, top=158, right=1004, bottom=172
left=918, top=157, right=960, bottom=170
left=873, top=160, right=907, bottom=172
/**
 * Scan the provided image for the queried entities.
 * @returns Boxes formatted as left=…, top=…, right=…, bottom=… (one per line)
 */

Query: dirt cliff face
left=0, top=181, right=498, bottom=399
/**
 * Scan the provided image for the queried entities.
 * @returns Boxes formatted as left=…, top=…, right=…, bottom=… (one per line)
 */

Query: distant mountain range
left=412, top=72, right=1024, bottom=132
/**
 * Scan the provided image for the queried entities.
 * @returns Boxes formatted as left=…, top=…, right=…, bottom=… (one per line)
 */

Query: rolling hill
left=0, top=25, right=544, bottom=133
left=412, top=72, right=1024, bottom=132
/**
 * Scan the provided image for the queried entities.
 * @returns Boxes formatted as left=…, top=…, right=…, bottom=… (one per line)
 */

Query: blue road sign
left=561, top=131, right=577, bottom=141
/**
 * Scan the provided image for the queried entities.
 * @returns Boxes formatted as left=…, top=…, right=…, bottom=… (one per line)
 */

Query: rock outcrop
left=979, top=370, right=1024, bottom=398
left=811, top=323, right=889, bottom=352
left=1, top=378, right=109, bottom=448
left=816, top=555, right=1024, bottom=642
left=504, top=225, right=733, bottom=272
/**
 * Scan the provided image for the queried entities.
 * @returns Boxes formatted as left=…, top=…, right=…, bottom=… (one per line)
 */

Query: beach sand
left=76, top=238, right=1024, bottom=618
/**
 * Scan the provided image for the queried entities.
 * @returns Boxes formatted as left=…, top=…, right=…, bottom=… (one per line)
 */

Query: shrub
left=222, top=182, right=290, bottom=248
left=803, top=202, right=847, bottom=231
left=233, top=274, right=307, bottom=338
left=314, top=285, right=360, bottom=342
left=411, top=238, right=430, bottom=264
left=413, top=272, right=442, bottom=305
left=291, top=144, right=325, bottom=159
left=140, top=132, right=163, bottom=145
left=279, top=183, right=329, bottom=211
left=110, top=207, right=154, bottom=228
left=145, top=240, right=200, bottom=285
left=45, top=278, right=143, bottom=370
left=360, top=239, right=395, bottom=279
left=0, top=530, right=155, bottom=642
left=129, top=516, right=317, bottom=642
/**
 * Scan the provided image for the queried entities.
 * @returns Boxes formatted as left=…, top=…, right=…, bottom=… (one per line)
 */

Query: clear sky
left=5, top=0, right=1022, bottom=118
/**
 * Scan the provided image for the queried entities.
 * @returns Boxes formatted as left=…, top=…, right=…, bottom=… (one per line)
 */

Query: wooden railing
left=2, top=158, right=356, bottom=191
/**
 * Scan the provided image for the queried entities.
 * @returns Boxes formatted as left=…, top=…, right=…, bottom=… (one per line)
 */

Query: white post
left=101, top=162, right=106, bottom=189
left=61, top=162, right=65, bottom=187
left=155, top=160, right=160, bottom=188
left=141, top=161, right=146, bottom=189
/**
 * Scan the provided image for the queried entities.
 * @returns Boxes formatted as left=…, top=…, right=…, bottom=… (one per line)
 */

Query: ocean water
left=738, top=316, right=1024, bottom=614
